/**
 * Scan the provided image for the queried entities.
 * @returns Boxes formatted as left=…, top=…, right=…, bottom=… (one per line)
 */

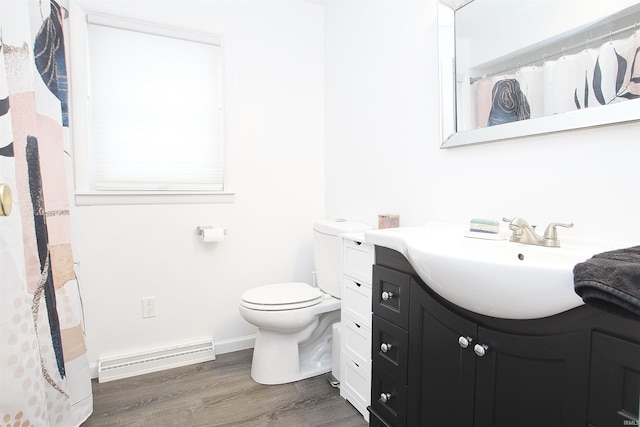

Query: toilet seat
left=240, top=282, right=324, bottom=311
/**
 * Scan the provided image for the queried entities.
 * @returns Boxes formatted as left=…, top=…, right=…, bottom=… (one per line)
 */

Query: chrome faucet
left=502, top=217, right=573, bottom=247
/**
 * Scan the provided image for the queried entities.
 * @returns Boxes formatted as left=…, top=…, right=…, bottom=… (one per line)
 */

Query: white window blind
left=86, top=14, right=223, bottom=191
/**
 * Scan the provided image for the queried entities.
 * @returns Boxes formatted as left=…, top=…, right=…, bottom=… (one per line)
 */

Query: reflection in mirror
left=439, top=0, right=640, bottom=148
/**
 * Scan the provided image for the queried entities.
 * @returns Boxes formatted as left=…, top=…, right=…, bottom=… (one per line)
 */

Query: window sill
left=75, top=191, right=235, bottom=206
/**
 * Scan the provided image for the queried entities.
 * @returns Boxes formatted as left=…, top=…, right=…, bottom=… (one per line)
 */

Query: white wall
left=71, top=0, right=640, bottom=376
left=69, top=0, right=325, bottom=373
left=324, top=0, right=640, bottom=243
left=459, top=0, right=639, bottom=67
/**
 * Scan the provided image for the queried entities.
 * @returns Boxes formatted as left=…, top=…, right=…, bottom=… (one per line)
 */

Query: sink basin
left=365, top=222, right=629, bottom=319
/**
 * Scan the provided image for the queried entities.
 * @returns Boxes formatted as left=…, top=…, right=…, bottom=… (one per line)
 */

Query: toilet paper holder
left=197, top=226, right=227, bottom=237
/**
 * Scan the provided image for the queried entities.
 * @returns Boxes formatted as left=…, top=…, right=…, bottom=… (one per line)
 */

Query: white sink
left=365, top=222, right=628, bottom=319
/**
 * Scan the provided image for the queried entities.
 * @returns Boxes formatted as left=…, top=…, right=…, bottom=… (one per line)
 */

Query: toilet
left=239, top=219, right=372, bottom=385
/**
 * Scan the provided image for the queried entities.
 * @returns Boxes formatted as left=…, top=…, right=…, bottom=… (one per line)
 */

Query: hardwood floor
left=82, top=349, right=369, bottom=426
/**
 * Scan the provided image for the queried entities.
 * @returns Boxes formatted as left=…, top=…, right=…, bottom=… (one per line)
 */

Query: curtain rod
left=469, top=21, right=639, bottom=84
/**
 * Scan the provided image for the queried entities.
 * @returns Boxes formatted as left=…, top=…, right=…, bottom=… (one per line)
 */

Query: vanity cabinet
left=369, top=246, right=640, bottom=427
left=369, top=265, right=411, bottom=426
left=340, top=235, right=374, bottom=421
left=588, top=332, right=640, bottom=427
left=408, top=278, right=590, bottom=427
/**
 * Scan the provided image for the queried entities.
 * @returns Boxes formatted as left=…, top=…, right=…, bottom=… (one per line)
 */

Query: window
left=74, top=13, right=225, bottom=201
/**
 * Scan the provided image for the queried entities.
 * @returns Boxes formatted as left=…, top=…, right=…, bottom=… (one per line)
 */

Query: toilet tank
left=313, top=219, right=372, bottom=298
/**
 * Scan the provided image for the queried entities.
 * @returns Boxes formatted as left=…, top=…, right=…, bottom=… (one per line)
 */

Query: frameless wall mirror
left=438, top=0, right=640, bottom=148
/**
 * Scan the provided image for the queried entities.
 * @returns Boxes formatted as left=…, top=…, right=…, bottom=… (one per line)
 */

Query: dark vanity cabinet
left=588, top=332, right=640, bottom=427
left=369, top=265, right=410, bottom=426
left=368, top=247, right=640, bottom=427
left=408, top=281, right=590, bottom=427
left=406, top=278, right=476, bottom=427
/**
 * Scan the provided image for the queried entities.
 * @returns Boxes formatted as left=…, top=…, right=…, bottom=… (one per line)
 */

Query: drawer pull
left=354, top=322, right=361, bottom=328
left=458, top=336, right=472, bottom=349
left=379, top=392, right=392, bottom=403
left=380, top=343, right=393, bottom=353
left=381, top=291, right=394, bottom=301
left=474, top=344, right=489, bottom=357
left=355, top=282, right=362, bottom=287
left=353, top=361, right=360, bottom=367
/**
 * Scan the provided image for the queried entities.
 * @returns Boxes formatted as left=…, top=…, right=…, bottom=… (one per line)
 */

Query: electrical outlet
left=142, top=297, right=156, bottom=318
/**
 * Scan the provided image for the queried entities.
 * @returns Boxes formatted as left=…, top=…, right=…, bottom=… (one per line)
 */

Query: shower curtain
left=469, top=29, right=640, bottom=130
left=1, top=0, right=92, bottom=425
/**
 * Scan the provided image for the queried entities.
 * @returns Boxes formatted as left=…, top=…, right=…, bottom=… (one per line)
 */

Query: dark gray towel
left=573, top=246, right=640, bottom=321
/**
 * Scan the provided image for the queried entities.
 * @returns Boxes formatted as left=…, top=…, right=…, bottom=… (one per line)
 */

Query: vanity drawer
left=371, top=364, right=407, bottom=427
left=341, top=351, right=371, bottom=415
left=343, top=315, right=371, bottom=360
left=369, top=408, right=393, bottom=427
left=373, top=265, right=411, bottom=329
left=342, top=277, right=372, bottom=328
left=372, top=315, right=408, bottom=385
left=343, top=239, right=374, bottom=285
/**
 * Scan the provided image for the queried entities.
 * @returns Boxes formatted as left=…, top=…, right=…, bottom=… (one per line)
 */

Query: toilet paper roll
left=201, top=228, right=225, bottom=243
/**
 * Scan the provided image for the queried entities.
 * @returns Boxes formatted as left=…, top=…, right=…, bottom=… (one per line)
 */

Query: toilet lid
left=240, top=282, right=324, bottom=311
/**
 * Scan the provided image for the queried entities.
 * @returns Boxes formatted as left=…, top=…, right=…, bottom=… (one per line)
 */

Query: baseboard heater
left=98, top=338, right=216, bottom=383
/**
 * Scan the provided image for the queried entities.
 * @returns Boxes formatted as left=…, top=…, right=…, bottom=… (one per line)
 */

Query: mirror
left=438, top=0, right=640, bottom=148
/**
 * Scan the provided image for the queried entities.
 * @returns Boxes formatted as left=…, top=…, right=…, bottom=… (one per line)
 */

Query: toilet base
left=250, top=310, right=340, bottom=385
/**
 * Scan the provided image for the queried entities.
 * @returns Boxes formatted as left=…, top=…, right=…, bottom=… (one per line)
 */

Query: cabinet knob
left=458, top=336, right=472, bottom=349
left=379, top=392, right=392, bottom=403
left=381, top=291, right=394, bottom=301
left=381, top=343, right=393, bottom=353
left=474, top=344, right=489, bottom=357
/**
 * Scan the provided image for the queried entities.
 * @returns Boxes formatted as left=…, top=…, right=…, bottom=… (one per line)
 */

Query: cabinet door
left=371, top=364, right=407, bottom=426
left=369, top=408, right=393, bottom=427
left=588, top=332, right=640, bottom=427
left=407, top=280, right=477, bottom=427
left=373, top=265, right=411, bottom=329
left=473, top=327, right=590, bottom=427
left=372, top=315, right=409, bottom=385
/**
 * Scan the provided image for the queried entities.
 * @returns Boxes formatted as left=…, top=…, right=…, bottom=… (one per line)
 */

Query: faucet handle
left=502, top=217, right=520, bottom=235
left=542, top=222, right=573, bottom=245
left=502, top=217, right=531, bottom=226
left=502, top=217, right=533, bottom=231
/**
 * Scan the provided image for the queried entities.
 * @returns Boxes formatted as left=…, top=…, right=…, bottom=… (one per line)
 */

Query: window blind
left=86, top=15, right=223, bottom=191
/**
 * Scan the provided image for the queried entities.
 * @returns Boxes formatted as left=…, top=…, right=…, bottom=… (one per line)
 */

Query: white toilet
left=239, top=219, right=371, bottom=385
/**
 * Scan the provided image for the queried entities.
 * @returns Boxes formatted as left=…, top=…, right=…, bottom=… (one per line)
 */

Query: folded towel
left=573, top=246, right=640, bottom=321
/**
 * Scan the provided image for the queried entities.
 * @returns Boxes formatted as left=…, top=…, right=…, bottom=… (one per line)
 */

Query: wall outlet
left=142, top=297, right=156, bottom=318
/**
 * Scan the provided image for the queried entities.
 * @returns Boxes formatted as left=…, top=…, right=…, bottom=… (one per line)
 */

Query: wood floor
left=82, top=349, right=369, bottom=426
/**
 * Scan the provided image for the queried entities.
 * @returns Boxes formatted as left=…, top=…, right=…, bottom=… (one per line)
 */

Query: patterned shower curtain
left=1, top=0, right=92, bottom=425
left=468, top=28, right=640, bottom=130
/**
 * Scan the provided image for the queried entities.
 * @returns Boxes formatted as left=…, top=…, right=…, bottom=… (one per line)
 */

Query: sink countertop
left=365, top=222, right=635, bottom=319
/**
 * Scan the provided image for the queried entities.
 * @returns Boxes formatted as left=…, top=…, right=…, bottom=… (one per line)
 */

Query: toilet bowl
left=239, top=220, right=372, bottom=385
left=240, top=282, right=341, bottom=385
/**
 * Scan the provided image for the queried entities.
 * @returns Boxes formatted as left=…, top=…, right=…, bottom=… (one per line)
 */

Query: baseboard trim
left=89, top=334, right=256, bottom=380
left=215, top=334, right=256, bottom=355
